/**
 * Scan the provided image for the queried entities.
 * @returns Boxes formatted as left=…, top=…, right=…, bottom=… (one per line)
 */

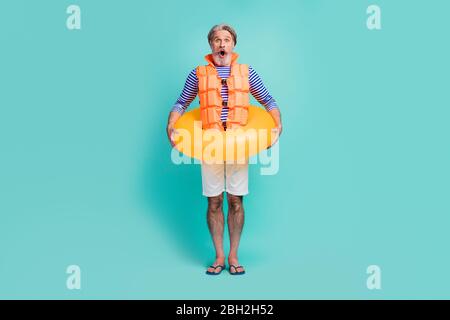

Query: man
left=166, top=24, right=282, bottom=275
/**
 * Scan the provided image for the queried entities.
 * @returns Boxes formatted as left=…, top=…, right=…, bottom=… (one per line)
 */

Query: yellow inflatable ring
left=172, top=105, right=277, bottom=163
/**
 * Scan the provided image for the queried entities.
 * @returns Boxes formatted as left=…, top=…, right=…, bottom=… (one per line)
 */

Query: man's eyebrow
left=214, top=36, right=232, bottom=40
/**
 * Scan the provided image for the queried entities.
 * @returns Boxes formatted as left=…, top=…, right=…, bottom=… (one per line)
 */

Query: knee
left=227, top=194, right=243, bottom=213
left=208, top=194, right=223, bottom=213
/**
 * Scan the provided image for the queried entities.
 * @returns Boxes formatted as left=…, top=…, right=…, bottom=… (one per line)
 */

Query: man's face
left=210, top=30, right=235, bottom=66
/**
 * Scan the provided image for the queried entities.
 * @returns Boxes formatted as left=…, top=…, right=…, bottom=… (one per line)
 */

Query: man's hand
left=268, top=108, right=282, bottom=147
left=166, top=123, right=177, bottom=147
left=274, top=123, right=282, bottom=136
left=166, top=111, right=182, bottom=147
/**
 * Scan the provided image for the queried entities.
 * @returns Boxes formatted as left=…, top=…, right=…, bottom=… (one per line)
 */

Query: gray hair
left=207, top=24, right=237, bottom=45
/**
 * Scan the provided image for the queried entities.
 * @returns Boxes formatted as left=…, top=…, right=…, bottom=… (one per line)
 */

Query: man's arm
left=167, top=69, right=199, bottom=146
left=248, top=66, right=282, bottom=135
left=166, top=111, right=182, bottom=147
left=268, top=107, right=282, bottom=136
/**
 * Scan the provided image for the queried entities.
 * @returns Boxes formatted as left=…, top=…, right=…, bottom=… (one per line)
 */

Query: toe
left=231, top=265, right=244, bottom=273
left=207, top=265, right=223, bottom=274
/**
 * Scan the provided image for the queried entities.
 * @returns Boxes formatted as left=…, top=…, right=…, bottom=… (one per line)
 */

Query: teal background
left=1, top=0, right=449, bottom=299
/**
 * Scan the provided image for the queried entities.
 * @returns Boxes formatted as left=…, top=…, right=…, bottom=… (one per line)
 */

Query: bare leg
left=227, top=193, right=245, bottom=274
left=206, top=194, right=225, bottom=273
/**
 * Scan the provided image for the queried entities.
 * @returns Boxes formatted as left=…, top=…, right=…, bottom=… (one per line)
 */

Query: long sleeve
left=248, top=66, right=279, bottom=112
left=171, top=69, right=199, bottom=115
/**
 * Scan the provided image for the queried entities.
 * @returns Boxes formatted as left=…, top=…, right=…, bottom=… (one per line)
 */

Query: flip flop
left=205, top=264, right=226, bottom=275
left=229, top=264, right=245, bottom=275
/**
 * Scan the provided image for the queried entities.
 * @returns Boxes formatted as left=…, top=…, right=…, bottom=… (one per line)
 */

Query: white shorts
left=201, top=161, right=249, bottom=197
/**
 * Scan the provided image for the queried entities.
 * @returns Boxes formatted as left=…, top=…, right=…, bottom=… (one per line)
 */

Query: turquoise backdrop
left=1, top=0, right=449, bottom=299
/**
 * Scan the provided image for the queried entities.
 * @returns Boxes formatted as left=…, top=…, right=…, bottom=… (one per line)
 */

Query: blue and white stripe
left=171, top=66, right=278, bottom=121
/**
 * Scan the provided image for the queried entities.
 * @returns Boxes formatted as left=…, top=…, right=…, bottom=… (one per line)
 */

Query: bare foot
left=206, top=257, right=226, bottom=274
left=228, top=257, right=245, bottom=274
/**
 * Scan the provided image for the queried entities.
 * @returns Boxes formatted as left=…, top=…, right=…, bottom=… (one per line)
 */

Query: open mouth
left=219, top=50, right=226, bottom=57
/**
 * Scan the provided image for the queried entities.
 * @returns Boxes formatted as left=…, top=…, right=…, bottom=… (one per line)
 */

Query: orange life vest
left=196, top=52, right=249, bottom=130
